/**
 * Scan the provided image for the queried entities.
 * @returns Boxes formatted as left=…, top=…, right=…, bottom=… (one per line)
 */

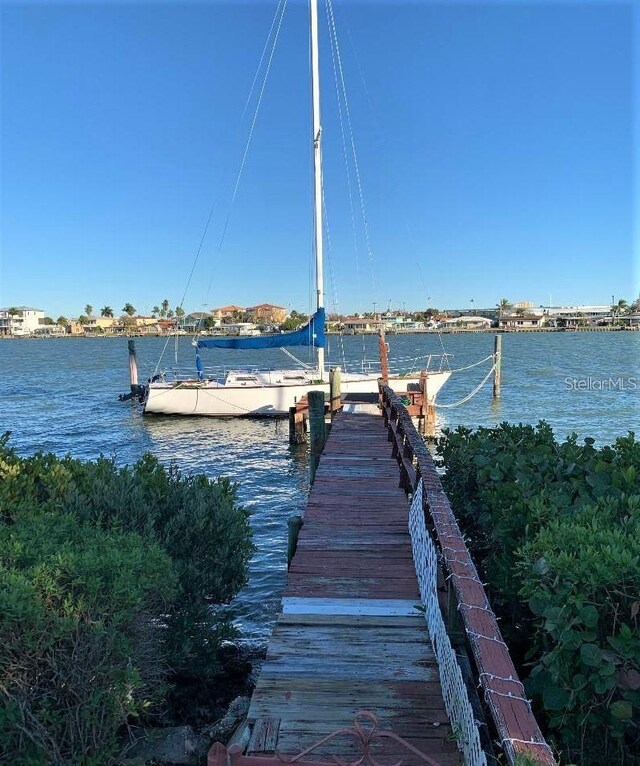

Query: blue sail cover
left=196, top=308, right=325, bottom=350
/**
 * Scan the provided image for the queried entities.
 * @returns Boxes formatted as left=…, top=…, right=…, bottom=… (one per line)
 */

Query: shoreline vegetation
left=0, top=435, right=255, bottom=766
left=1, top=324, right=639, bottom=340
left=3, top=298, right=639, bottom=339
left=437, top=423, right=640, bottom=765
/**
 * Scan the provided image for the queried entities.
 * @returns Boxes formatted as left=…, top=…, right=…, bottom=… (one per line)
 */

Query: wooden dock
left=209, top=389, right=554, bottom=766
left=245, top=407, right=462, bottom=765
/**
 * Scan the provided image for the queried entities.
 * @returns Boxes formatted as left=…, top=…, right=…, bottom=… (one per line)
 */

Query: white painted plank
left=281, top=597, right=422, bottom=616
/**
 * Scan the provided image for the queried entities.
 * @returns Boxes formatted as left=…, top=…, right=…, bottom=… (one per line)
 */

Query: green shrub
left=436, top=424, right=640, bottom=764
left=0, top=512, right=176, bottom=766
left=519, top=496, right=640, bottom=764
left=0, top=439, right=253, bottom=607
left=0, top=433, right=255, bottom=764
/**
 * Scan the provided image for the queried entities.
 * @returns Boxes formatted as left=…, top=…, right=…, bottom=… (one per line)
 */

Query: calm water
left=1, top=332, right=638, bottom=638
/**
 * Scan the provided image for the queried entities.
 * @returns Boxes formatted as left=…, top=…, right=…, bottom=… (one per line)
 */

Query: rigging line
left=326, top=0, right=377, bottom=303
left=204, top=0, right=289, bottom=305
left=281, top=347, right=313, bottom=369
left=242, top=0, right=284, bottom=120
left=403, top=220, right=451, bottom=368
left=448, top=354, right=494, bottom=373
left=437, top=363, right=496, bottom=408
left=337, top=1, right=384, bottom=141
left=335, top=3, right=450, bottom=368
left=153, top=333, right=173, bottom=378
left=326, top=0, right=363, bottom=324
left=161, top=3, right=286, bottom=368
left=321, top=178, right=348, bottom=373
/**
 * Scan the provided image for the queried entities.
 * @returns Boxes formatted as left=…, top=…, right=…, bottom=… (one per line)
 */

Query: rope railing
left=379, top=385, right=556, bottom=766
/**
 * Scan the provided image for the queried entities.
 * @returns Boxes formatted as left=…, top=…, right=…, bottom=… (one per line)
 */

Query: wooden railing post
left=378, top=330, right=389, bottom=385
left=329, top=366, right=341, bottom=415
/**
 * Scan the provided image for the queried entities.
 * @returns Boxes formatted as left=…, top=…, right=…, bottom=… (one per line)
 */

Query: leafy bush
left=0, top=443, right=253, bottom=607
left=520, top=496, right=640, bottom=763
left=0, top=512, right=176, bottom=765
left=0, top=433, right=255, bottom=764
left=437, top=424, right=640, bottom=764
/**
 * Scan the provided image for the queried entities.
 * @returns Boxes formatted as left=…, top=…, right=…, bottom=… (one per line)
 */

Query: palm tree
left=101, top=306, right=114, bottom=318
left=122, top=303, right=136, bottom=317
left=56, top=316, right=69, bottom=328
left=78, top=315, right=89, bottom=326
left=167, top=309, right=174, bottom=319
left=152, top=305, right=160, bottom=317
left=175, top=306, right=185, bottom=319
left=514, top=307, right=526, bottom=317
left=160, top=299, right=170, bottom=318
left=610, top=299, right=628, bottom=324
left=496, top=298, right=512, bottom=317
left=84, top=304, right=93, bottom=317
left=616, top=299, right=629, bottom=314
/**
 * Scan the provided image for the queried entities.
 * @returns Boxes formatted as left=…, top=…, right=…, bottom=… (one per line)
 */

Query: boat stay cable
left=203, top=0, right=289, bottom=307
left=153, top=1, right=288, bottom=376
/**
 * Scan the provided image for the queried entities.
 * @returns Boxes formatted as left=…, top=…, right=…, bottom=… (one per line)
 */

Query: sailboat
left=143, top=0, right=451, bottom=417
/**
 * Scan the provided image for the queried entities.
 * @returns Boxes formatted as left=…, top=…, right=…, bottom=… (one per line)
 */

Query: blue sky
left=1, top=0, right=637, bottom=318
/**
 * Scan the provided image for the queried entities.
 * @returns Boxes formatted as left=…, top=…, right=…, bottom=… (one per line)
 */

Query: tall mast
left=310, top=0, right=325, bottom=379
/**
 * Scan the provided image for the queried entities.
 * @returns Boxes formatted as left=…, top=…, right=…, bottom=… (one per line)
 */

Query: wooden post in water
left=329, top=366, right=341, bottom=415
left=493, top=335, right=502, bottom=399
left=289, top=400, right=308, bottom=444
left=128, top=339, right=139, bottom=394
left=287, top=515, right=303, bottom=568
left=308, top=389, right=326, bottom=484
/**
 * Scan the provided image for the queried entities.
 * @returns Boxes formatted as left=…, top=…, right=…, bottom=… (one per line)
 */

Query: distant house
left=341, top=316, right=385, bottom=333
left=181, top=312, right=214, bottom=332
left=210, top=305, right=245, bottom=320
left=499, top=313, right=546, bottom=329
left=441, top=316, right=492, bottom=330
left=246, top=303, right=287, bottom=324
left=85, top=316, right=116, bottom=333
left=0, top=306, right=45, bottom=336
left=543, top=305, right=612, bottom=327
left=223, top=322, right=260, bottom=336
left=134, top=316, right=159, bottom=327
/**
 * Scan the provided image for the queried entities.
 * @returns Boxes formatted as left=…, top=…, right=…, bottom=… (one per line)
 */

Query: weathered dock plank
left=246, top=410, right=463, bottom=764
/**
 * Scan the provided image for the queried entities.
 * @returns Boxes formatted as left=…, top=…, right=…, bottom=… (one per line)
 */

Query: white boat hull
left=143, top=371, right=451, bottom=417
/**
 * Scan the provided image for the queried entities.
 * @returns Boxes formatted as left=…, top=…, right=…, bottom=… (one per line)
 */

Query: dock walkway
left=245, top=408, right=462, bottom=764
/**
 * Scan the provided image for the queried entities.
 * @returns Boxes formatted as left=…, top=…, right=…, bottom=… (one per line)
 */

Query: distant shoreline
left=1, top=326, right=638, bottom=340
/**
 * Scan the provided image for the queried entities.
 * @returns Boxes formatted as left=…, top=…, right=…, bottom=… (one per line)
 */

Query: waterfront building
left=0, top=306, right=45, bottom=336
left=441, top=315, right=492, bottom=329
left=210, top=305, right=245, bottom=320
left=246, top=303, right=287, bottom=323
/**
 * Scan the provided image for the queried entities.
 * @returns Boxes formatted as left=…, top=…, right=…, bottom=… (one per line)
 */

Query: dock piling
left=288, top=404, right=307, bottom=445
left=308, top=390, right=326, bottom=484
left=128, top=339, right=138, bottom=394
left=493, top=335, right=502, bottom=399
left=287, top=515, right=303, bottom=568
